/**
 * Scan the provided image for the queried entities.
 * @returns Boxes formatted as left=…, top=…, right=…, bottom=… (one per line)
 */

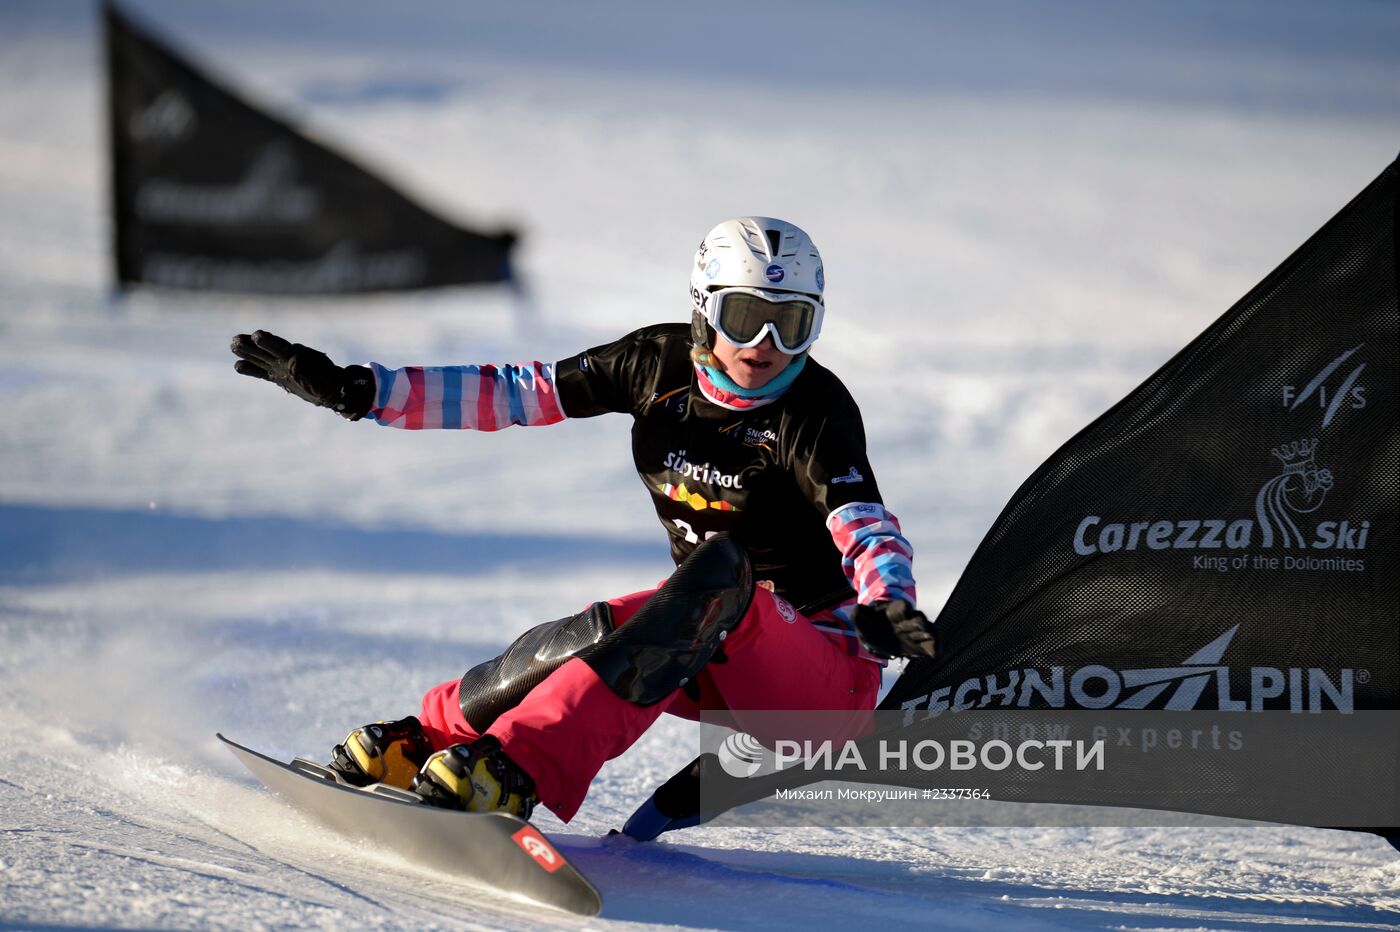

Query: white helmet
left=689, top=217, right=825, bottom=356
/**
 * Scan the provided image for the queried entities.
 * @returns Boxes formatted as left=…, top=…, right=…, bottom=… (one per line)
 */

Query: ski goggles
left=702, top=287, right=824, bottom=355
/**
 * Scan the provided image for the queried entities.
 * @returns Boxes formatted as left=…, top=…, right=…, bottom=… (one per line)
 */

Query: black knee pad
left=579, top=534, right=754, bottom=707
left=457, top=601, right=614, bottom=732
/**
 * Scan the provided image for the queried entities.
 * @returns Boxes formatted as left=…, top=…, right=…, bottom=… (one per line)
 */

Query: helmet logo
left=705, top=258, right=720, bottom=280
left=764, top=263, right=785, bottom=284
left=815, top=266, right=824, bottom=290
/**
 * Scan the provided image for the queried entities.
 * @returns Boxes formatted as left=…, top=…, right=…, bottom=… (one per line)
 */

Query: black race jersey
left=554, top=324, right=883, bottom=612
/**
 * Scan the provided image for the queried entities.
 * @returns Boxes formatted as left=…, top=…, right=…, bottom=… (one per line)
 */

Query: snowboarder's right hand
left=231, top=330, right=374, bottom=421
left=853, top=599, right=937, bottom=661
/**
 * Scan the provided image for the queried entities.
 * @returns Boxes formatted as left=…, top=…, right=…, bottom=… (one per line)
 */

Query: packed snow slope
left=2, top=1, right=1399, bottom=928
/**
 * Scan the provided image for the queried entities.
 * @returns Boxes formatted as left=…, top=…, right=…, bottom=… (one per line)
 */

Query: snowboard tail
left=218, top=733, right=602, bottom=917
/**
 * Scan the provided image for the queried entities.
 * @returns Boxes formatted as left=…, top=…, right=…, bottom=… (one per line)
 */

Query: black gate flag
left=105, top=2, right=516, bottom=294
left=884, top=157, right=1397, bottom=719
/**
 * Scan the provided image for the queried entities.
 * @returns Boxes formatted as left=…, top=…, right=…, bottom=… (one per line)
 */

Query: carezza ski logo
left=899, top=624, right=1358, bottom=722
left=511, top=826, right=565, bottom=873
left=831, top=467, right=865, bottom=485
left=1071, top=437, right=1368, bottom=560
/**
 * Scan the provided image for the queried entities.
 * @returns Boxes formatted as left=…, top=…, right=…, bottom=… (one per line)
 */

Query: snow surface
left=2, top=1, right=1399, bottom=928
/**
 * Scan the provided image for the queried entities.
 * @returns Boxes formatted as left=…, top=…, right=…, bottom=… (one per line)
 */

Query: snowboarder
left=231, top=217, right=935, bottom=825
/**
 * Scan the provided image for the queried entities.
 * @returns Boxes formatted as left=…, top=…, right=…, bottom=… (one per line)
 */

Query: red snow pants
left=417, top=586, right=882, bottom=821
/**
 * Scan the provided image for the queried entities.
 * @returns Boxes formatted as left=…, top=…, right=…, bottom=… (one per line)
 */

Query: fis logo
left=900, top=625, right=1357, bottom=721
left=130, top=89, right=196, bottom=142
left=651, top=385, right=689, bottom=416
left=1282, top=345, right=1367, bottom=428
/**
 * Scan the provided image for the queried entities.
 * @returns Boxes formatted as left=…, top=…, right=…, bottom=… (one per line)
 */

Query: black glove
left=853, top=599, right=937, bottom=660
left=231, top=330, right=374, bottom=421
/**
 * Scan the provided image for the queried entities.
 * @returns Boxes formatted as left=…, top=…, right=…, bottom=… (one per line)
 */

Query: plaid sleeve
left=365, top=360, right=566, bottom=430
left=826, top=501, right=917, bottom=608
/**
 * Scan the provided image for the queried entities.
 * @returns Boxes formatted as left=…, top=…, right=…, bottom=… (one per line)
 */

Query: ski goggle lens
left=709, top=290, right=822, bottom=354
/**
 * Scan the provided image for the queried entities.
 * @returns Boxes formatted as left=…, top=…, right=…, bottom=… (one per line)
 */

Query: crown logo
left=1271, top=438, right=1318, bottom=476
left=1269, top=438, right=1333, bottom=499
left=1257, top=439, right=1336, bottom=547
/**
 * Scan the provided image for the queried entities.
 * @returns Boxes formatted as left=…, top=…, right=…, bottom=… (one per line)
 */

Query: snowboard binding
left=413, top=735, right=539, bottom=819
left=328, top=715, right=433, bottom=789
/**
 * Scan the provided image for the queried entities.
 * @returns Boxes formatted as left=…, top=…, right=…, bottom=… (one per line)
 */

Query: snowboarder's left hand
left=853, top=599, right=936, bottom=660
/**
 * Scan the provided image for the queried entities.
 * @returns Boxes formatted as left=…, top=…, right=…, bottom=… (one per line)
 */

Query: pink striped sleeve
left=826, top=502, right=917, bottom=608
left=365, top=360, right=567, bottom=431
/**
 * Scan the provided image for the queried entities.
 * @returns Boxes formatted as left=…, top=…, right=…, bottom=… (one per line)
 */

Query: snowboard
left=218, top=734, right=603, bottom=916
